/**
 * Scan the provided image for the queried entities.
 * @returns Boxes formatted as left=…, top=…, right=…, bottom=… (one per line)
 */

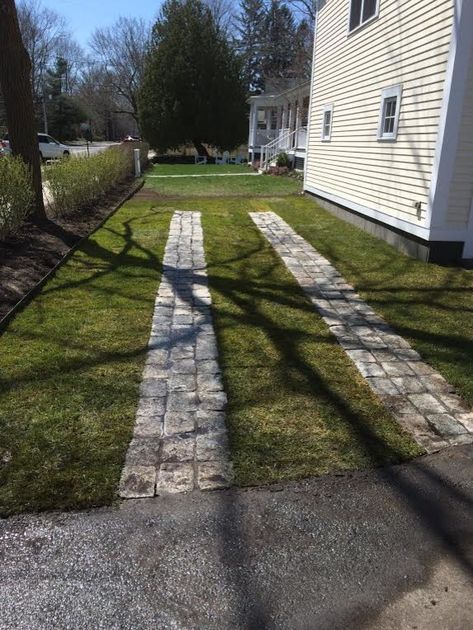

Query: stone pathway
left=251, top=211, right=473, bottom=453
left=119, top=211, right=232, bottom=498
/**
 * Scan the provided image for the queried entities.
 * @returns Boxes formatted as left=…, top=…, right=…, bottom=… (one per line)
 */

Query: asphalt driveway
left=1, top=445, right=472, bottom=629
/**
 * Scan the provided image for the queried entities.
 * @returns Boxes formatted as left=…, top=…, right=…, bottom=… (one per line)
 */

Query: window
left=377, top=85, right=402, bottom=141
left=349, top=0, right=379, bottom=32
left=321, top=104, right=333, bottom=141
left=270, top=108, right=278, bottom=130
left=257, top=108, right=266, bottom=130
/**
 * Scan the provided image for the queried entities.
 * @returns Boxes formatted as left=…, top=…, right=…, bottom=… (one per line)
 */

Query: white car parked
left=1, top=133, right=71, bottom=161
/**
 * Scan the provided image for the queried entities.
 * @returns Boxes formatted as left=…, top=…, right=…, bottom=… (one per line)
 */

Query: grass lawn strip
left=145, top=167, right=301, bottom=198
left=274, top=197, right=473, bottom=410
left=0, top=171, right=429, bottom=516
left=0, top=201, right=171, bottom=516
left=251, top=211, right=473, bottom=452
left=150, top=164, right=251, bottom=176
left=146, top=195, right=421, bottom=487
left=147, top=173, right=262, bottom=179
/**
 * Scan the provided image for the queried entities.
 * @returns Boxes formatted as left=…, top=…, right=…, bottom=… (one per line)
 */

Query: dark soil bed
left=0, top=179, right=140, bottom=323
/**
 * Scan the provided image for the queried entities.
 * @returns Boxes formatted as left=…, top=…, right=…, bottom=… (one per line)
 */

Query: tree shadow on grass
left=1, top=208, right=473, bottom=626
left=38, top=211, right=166, bottom=298
left=199, top=225, right=473, bottom=627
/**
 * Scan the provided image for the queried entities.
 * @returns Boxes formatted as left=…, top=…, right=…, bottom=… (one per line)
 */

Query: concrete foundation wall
left=306, top=191, right=465, bottom=265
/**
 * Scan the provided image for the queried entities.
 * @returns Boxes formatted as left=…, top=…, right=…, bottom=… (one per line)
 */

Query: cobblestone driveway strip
left=250, top=211, right=473, bottom=453
left=120, top=211, right=233, bottom=498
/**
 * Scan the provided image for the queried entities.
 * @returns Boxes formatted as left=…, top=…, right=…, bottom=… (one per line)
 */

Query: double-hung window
left=257, top=109, right=266, bottom=130
left=377, top=85, right=402, bottom=141
left=349, top=0, right=379, bottom=32
left=321, top=104, right=333, bottom=141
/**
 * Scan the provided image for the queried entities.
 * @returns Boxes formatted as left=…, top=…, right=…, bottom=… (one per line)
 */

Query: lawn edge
left=0, top=178, right=144, bottom=336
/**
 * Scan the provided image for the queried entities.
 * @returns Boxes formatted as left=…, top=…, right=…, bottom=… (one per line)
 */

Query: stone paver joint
left=120, top=212, right=233, bottom=498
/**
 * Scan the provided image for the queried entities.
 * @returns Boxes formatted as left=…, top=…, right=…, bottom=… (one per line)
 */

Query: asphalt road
left=68, top=142, right=120, bottom=157
left=1, top=445, right=472, bottom=629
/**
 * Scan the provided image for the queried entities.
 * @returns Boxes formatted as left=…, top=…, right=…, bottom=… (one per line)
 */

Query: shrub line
left=0, top=178, right=144, bottom=336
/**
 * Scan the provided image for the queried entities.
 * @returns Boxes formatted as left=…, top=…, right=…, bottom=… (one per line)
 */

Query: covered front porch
left=248, top=80, right=311, bottom=171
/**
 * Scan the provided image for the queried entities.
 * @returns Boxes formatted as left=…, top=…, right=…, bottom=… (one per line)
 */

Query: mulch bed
left=0, top=179, right=140, bottom=323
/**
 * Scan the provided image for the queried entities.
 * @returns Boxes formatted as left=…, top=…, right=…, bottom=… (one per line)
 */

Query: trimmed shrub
left=0, top=156, right=34, bottom=239
left=275, top=152, right=291, bottom=168
left=46, top=147, right=133, bottom=216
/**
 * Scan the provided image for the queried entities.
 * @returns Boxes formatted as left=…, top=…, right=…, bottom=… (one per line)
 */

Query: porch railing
left=261, top=127, right=304, bottom=170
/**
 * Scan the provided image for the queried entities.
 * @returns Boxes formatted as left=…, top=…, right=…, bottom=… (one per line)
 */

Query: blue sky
left=42, top=0, right=162, bottom=48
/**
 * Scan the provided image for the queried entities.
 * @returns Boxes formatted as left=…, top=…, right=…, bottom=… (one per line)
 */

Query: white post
left=250, top=105, right=259, bottom=163
left=288, top=102, right=294, bottom=133
left=282, top=104, right=288, bottom=131
left=295, top=102, right=302, bottom=149
left=134, top=148, right=141, bottom=178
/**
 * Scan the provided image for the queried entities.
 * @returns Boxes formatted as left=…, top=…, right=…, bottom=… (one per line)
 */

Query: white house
left=304, top=0, right=473, bottom=264
left=248, top=79, right=310, bottom=170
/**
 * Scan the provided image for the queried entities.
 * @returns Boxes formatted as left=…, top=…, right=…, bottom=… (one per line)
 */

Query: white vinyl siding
left=305, top=0, right=455, bottom=227
left=446, top=44, right=473, bottom=227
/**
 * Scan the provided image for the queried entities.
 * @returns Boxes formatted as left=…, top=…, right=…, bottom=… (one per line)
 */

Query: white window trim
left=377, top=84, right=402, bottom=141
left=321, top=104, right=334, bottom=142
left=347, top=0, right=380, bottom=36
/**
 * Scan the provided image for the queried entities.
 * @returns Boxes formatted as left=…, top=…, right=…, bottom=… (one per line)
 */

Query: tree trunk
left=193, top=140, right=209, bottom=158
left=0, top=0, right=45, bottom=218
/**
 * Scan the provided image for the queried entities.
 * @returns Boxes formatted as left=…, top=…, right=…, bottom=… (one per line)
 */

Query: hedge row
left=47, top=146, right=135, bottom=216
left=0, top=156, right=34, bottom=239
left=0, top=143, right=149, bottom=238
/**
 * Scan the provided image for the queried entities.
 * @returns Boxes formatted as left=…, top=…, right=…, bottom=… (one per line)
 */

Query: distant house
left=304, top=0, right=473, bottom=263
left=248, top=79, right=310, bottom=171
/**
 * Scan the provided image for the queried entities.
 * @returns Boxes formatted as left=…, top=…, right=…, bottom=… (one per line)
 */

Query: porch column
left=295, top=102, right=302, bottom=148
left=281, top=104, right=288, bottom=130
left=265, top=107, right=271, bottom=130
left=250, top=104, right=259, bottom=161
left=288, top=102, right=294, bottom=134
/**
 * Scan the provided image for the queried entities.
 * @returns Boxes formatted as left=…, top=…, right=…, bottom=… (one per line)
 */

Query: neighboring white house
left=304, top=0, right=473, bottom=263
left=248, top=79, right=311, bottom=171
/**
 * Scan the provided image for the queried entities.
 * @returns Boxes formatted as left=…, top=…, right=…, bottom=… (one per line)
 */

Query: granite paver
left=251, top=211, right=473, bottom=453
left=120, top=212, right=232, bottom=497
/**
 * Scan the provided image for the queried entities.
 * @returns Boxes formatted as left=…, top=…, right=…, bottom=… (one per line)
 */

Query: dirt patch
left=0, top=180, right=140, bottom=324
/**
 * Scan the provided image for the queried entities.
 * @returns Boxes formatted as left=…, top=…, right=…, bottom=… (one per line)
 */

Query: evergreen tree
left=262, top=0, right=298, bottom=80
left=139, top=0, right=247, bottom=156
left=236, top=0, right=266, bottom=94
left=44, top=58, right=86, bottom=140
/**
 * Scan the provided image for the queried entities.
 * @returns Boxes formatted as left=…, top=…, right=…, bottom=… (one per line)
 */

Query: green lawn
left=5, top=169, right=458, bottom=515
left=0, top=202, right=171, bottom=515
left=149, top=163, right=251, bottom=176
left=146, top=169, right=302, bottom=197
left=274, top=198, right=473, bottom=409
left=198, top=197, right=421, bottom=485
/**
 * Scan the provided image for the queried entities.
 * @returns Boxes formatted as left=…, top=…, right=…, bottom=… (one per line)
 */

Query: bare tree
left=0, top=0, right=45, bottom=217
left=56, top=39, right=86, bottom=94
left=204, top=0, right=236, bottom=34
left=89, top=17, right=151, bottom=124
left=285, top=0, right=316, bottom=23
left=17, top=0, right=67, bottom=101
